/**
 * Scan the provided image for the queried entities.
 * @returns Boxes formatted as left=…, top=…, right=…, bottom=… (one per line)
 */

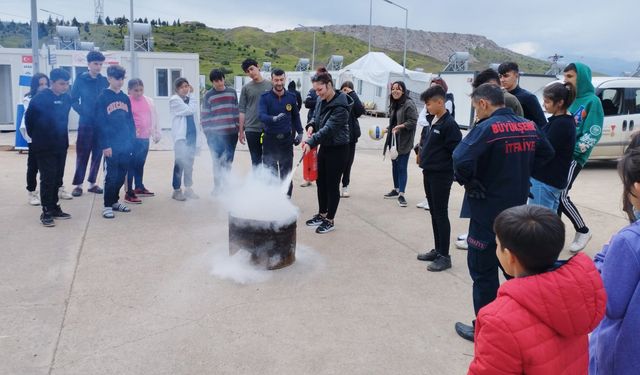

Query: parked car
left=590, top=77, right=640, bottom=160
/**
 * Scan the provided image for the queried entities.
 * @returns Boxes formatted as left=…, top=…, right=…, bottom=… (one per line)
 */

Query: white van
left=590, top=77, right=640, bottom=160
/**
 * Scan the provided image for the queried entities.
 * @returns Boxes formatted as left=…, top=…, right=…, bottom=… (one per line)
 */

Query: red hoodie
left=468, top=253, right=606, bottom=375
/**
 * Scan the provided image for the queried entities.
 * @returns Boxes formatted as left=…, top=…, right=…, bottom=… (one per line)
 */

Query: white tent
left=338, top=52, right=432, bottom=115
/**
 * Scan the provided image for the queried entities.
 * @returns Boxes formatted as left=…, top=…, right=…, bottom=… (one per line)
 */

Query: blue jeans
left=391, top=152, right=410, bottom=193
left=127, top=138, right=150, bottom=192
left=206, top=133, right=238, bottom=190
left=528, top=177, right=562, bottom=212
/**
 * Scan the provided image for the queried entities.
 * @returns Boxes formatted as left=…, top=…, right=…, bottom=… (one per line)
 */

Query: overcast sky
left=2, top=0, right=638, bottom=63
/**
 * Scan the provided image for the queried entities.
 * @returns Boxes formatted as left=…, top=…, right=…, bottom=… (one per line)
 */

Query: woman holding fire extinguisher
left=301, top=68, right=352, bottom=234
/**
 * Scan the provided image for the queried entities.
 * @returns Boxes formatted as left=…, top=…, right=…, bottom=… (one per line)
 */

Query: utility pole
left=368, top=0, right=372, bottom=53
left=30, top=0, right=39, bottom=73
left=129, top=0, right=137, bottom=77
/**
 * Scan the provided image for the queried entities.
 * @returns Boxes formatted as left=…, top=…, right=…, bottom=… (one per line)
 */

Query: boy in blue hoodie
left=97, top=65, right=136, bottom=219
left=25, top=68, right=73, bottom=227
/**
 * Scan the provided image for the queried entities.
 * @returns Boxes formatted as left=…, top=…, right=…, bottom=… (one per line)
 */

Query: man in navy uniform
left=452, top=83, right=554, bottom=341
left=258, top=69, right=303, bottom=197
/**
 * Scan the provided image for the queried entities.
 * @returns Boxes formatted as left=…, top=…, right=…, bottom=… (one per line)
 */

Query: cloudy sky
left=2, top=0, right=638, bottom=65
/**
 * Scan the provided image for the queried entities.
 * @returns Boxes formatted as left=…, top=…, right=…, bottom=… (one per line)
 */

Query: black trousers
left=104, top=152, right=131, bottom=208
left=26, top=143, right=39, bottom=192
left=423, top=170, right=454, bottom=257
left=558, top=160, right=588, bottom=232
left=262, top=133, right=293, bottom=196
left=245, top=131, right=263, bottom=167
left=36, top=151, right=67, bottom=211
left=317, top=144, right=349, bottom=220
left=466, top=218, right=512, bottom=316
left=341, top=142, right=357, bottom=188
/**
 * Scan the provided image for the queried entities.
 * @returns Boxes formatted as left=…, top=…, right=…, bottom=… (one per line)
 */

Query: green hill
left=0, top=21, right=550, bottom=78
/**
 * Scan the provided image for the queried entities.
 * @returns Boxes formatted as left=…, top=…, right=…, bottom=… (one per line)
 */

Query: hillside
left=0, top=21, right=551, bottom=77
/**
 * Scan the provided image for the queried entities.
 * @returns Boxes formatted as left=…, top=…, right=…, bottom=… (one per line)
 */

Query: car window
left=599, top=88, right=623, bottom=116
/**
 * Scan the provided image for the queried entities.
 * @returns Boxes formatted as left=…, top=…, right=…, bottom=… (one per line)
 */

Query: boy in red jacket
left=468, top=205, right=606, bottom=375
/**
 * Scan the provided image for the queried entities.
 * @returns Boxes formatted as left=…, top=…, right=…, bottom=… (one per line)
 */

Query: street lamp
left=382, top=0, right=408, bottom=76
left=298, top=24, right=316, bottom=71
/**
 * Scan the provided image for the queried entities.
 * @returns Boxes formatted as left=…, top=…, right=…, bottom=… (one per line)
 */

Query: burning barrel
left=228, top=215, right=296, bottom=270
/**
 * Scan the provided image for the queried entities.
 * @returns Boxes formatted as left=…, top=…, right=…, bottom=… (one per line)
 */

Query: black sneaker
left=383, top=189, right=399, bottom=199
left=305, top=214, right=325, bottom=226
left=417, top=249, right=438, bottom=261
left=397, top=195, right=407, bottom=207
left=455, top=321, right=475, bottom=342
left=40, top=212, right=55, bottom=227
left=427, top=255, right=452, bottom=272
left=51, top=205, right=71, bottom=220
left=316, top=219, right=335, bottom=234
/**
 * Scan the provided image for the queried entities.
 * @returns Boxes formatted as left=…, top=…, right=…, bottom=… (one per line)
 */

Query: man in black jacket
left=70, top=50, right=109, bottom=197
left=416, top=85, right=462, bottom=271
left=25, top=68, right=73, bottom=227
left=498, top=62, right=547, bottom=128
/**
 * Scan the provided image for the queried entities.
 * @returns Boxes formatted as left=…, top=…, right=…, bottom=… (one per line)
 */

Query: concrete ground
left=0, top=114, right=628, bottom=375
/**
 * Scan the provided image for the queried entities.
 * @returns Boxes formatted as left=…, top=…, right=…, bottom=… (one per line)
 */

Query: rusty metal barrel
left=228, top=214, right=296, bottom=270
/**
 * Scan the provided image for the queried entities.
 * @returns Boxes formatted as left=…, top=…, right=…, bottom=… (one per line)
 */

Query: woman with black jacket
left=383, top=81, right=417, bottom=207
left=302, top=69, right=352, bottom=234
left=339, top=81, right=365, bottom=198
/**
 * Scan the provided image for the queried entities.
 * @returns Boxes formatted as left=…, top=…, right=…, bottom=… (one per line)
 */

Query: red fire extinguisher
left=303, top=146, right=318, bottom=182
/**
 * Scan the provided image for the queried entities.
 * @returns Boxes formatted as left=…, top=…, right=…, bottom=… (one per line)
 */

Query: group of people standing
left=23, top=51, right=160, bottom=224
left=385, top=61, right=637, bottom=374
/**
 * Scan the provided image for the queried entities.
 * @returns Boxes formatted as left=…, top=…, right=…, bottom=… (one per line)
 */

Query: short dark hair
left=106, top=65, right=126, bottom=79
left=288, top=81, right=297, bottom=90
left=471, top=83, right=505, bottom=106
left=543, top=82, right=576, bottom=110
left=127, top=78, right=144, bottom=90
left=473, top=69, right=500, bottom=88
left=174, top=77, right=189, bottom=91
left=494, top=205, right=565, bottom=274
left=241, top=58, right=259, bottom=72
left=209, top=69, right=225, bottom=82
left=420, top=85, right=446, bottom=103
left=340, top=81, right=354, bottom=90
left=498, top=62, right=519, bottom=75
left=86, top=50, right=105, bottom=63
left=563, top=63, right=577, bottom=73
left=271, top=68, right=285, bottom=77
left=49, top=68, right=70, bottom=82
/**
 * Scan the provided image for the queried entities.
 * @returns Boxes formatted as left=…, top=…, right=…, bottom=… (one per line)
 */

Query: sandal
left=102, top=207, right=114, bottom=219
left=111, top=203, right=131, bottom=212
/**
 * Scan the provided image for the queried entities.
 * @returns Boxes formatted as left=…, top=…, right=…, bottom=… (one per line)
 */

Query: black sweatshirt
left=24, top=89, right=72, bottom=154
left=531, top=114, right=577, bottom=189
left=419, top=111, right=462, bottom=173
left=96, top=88, right=136, bottom=154
left=509, top=86, right=547, bottom=128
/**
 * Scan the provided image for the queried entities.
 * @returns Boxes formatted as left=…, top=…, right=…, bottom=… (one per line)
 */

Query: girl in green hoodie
left=559, top=62, right=604, bottom=253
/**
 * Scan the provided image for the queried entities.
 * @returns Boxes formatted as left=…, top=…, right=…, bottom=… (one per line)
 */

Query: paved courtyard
left=0, top=115, right=627, bottom=374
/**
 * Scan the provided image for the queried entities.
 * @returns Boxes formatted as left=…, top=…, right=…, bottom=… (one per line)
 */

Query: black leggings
left=317, top=144, right=349, bottom=220
left=341, top=142, right=357, bottom=188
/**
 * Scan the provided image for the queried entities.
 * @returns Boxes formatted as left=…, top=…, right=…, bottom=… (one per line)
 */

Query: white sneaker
left=416, top=199, right=430, bottom=209
left=58, top=186, right=73, bottom=200
left=457, top=233, right=468, bottom=241
left=455, top=239, right=468, bottom=250
left=568, top=231, right=592, bottom=253
left=341, top=186, right=350, bottom=198
left=28, top=191, right=41, bottom=206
